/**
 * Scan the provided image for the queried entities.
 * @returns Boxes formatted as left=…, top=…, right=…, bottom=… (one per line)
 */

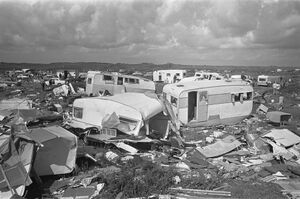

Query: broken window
left=103, top=75, right=113, bottom=81
left=117, top=77, right=123, bottom=85
left=87, top=78, right=92, bottom=84
left=119, top=116, right=138, bottom=130
left=247, top=92, right=253, bottom=100
left=171, top=96, right=178, bottom=107
left=243, top=92, right=253, bottom=101
left=231, top=93, right=241, bottom=103
left=235, top=93, right=241, bottom=102
left=73, top=107, right=83, bottom=119
left=100, top=128, right=117, bottom=137
left=231, top=92, right=252, bottom=103
left=128, top=78, right=139, bottom=84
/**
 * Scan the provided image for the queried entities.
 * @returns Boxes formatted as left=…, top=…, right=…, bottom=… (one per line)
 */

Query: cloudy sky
left=0, top=0, right=300, bottom=66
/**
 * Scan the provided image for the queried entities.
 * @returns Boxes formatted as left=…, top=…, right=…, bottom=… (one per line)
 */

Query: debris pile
left=0, top=69, right=300, bottom=199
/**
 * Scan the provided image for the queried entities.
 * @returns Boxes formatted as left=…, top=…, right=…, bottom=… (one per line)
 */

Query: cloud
left=0, top=0, right=299, bottom=65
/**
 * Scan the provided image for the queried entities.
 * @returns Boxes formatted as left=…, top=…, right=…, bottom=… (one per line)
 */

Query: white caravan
left=86, top=71, right=155, bottom=96
left=194, top=71, right=224, bottom=80
left=163, top=80, right=253, bottom=127
left=69, top=93, right=164, bottom=136
left=179, top=71, right=224, bottom=83
left=257, top=75, right=281, bottom=86
left=153, top=70, right=187, bottom=83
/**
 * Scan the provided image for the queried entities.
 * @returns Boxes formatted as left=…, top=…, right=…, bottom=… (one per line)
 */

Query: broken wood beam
left=169, top=187, right=231, bottom=197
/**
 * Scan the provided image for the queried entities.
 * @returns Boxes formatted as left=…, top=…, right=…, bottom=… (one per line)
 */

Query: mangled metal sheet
left=196, top=135, right=242, bottom=158
left=263, top=129, right=300, bottom=147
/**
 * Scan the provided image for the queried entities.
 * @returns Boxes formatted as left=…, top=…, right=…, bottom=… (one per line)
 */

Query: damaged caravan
left=86, top=71, right=155, bottom=96
left=163, top=80, right=253, bottom=127
left=153, top=70, right=187, bottom=83
left=69, top=93, right=165, bottom=136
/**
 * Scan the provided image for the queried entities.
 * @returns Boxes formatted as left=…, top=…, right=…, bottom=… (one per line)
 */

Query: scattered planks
left=169, top=187, right=231, bottom=197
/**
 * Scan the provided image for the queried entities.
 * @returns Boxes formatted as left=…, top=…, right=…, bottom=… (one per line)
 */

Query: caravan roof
left=163, top=80, right=252, bottom=97
left=154, top=69, right=186, bottom=73
left=97, top=92, right=162, bottom=120
left=76, top=93, right=162, bottom=121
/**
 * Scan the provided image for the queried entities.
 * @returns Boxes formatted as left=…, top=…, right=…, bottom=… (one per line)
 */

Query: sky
left=0, top=0, right=300, bottom=66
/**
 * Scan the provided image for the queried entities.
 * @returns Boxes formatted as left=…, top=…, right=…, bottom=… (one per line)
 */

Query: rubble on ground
left=0, top=70, right=300, bottom=199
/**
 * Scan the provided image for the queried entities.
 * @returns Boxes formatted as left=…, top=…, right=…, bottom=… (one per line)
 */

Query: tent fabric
left=26, top=126, right=77, bottom=176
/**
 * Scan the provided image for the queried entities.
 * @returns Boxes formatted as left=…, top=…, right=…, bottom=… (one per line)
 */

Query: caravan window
left=167, top=73, right=171, bottom=76
left=103, top=75, right=113, bottom=81
left=87, top=78, right=92, bottom=84
left=231, top=92, right=252, bottom=102
left=243, top=92, right=253, bottom=100
left=128, top=78, right=139, bottom=84
left=171, top=96, right=178, bottom=107
left=117, top=77, right=123, bottom=85
left=124, top=78, right=129, bottom=83
left=119, top=116, right=138, bottom=130
left=73, top=107, right=83, bottom=119
left=231, top=93, right=241, bottom=102
left=208, top=94, right=231, bottom=105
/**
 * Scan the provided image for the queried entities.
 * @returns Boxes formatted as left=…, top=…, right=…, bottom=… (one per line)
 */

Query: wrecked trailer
left=86, top=71, right=156, bottom=96
left=162, top=79, right=253, bottom=127
left=68, top=92, right=166, bottom=137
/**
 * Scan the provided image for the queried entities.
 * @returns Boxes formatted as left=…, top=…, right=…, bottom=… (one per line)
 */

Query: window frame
left=73, top=107, right=83, bottom=119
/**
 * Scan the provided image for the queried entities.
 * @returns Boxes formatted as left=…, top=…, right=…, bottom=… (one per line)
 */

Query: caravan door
left=85, top=74, right=94, bottom=95
left=197, top=91, right=208, bottom=122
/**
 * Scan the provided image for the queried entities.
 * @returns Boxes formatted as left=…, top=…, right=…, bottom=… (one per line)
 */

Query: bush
left=97, top=157, right=179, bottom=198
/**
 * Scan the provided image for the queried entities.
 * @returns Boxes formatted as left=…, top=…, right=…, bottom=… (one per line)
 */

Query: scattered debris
left=0, top=68, right=299, bottom=199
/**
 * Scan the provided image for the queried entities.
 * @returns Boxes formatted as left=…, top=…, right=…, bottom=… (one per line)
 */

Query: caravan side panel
left=72, top=98, right=142, bottom=128
left=173, top=86, right=253, bottom=126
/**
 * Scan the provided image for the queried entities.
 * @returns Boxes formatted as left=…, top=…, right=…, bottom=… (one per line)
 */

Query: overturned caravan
left=163, top=80, right=253, bottom=127
left=69, top=93, right=164, bottom=136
